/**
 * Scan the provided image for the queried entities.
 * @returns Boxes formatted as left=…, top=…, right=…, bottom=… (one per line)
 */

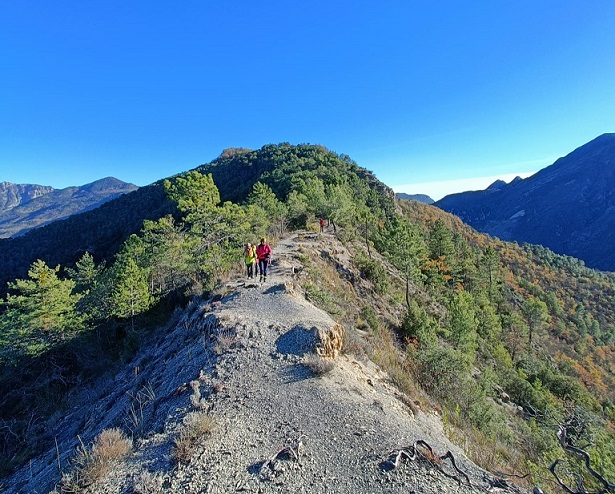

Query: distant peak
left=486, top=179, right=507, bottom=191
left=79, top=177, right=138, bottom=192
left=396, top=192, right=434, bottom=204
left=595, top=132, right=615, bottom=141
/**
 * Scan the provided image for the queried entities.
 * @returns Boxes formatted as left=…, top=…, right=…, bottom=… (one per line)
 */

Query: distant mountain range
left=0, top=177, right=137, bottom=238
left=435, top=133, right=615, bottom=271
left=395, top=192, right=434, bottom=204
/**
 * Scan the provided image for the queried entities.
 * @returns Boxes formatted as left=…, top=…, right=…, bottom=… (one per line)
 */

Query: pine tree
left=0, top=259, right=83, bottom=359
left=382, top=218, right=426, bottom=308
left=476, top=246, right=504, bottom=305
left=447, top=288, right=478, bottom=363
left=523, top=297, right=550, bottom=348
left=247, top=182, right=288, bottom=236
left=66, top=252, right=104, bottom=293
left=111, top=258, right=152, bottom=321
left=428, top=219, right=455, bottom=260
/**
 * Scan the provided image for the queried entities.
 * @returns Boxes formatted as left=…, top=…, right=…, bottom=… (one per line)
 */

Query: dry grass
left=57, top=428, right=132, bottom=492
left=171, top=412, right=216, bottom=464
left=132, top=470, right=164, bottom=494
left=303, top=354, right=335, bottom=375
left=213, top=328, right=237, bottom=354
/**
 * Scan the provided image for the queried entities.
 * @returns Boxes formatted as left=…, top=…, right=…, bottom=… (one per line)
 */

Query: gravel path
left=6, top=233, right=527, bottom=494
left=159, top=234, right=524, bottom=493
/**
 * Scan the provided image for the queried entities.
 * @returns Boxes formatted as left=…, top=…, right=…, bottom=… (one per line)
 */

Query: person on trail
left=244, top=242, right=256, bottom=279
left=319, top=217, right=326, bottom=233
left=256, top=237, right=272, bottom=283
left=252, top=243, right=259, bottom=277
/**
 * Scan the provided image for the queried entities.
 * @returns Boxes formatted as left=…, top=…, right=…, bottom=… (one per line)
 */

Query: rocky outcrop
left=315, top=322, right=344, bottom=358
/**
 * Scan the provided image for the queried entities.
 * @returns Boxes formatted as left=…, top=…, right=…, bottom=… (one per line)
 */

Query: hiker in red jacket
left=256, top=237, right=272, bottom=283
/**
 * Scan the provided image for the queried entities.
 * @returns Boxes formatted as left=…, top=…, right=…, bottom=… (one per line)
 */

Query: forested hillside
left=0, top=144, right=613, bottom=493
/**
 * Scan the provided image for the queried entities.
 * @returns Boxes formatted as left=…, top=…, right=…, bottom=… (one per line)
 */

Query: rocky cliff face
left=0, top=182, right=54, bottom=210
left=435, top=134, right=615, bottom=271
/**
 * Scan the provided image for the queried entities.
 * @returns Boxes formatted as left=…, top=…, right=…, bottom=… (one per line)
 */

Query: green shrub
left=359, top=306, right=379, bottom=332
left=353, top=253, right=389, bottom=295
left=416, top=346, right=470, bottom=400
left=401, top=299, right=438, bottom=349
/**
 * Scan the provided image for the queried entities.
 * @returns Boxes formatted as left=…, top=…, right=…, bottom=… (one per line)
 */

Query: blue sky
left=2, top=2, right=615, bottom=200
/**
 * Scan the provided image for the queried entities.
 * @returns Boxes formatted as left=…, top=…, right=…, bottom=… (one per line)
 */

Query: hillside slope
left=0, top=177, right=138, bottom=238
left=6, top=232, right=523, bottom=494
left=435, top=134, right=615, bottom=271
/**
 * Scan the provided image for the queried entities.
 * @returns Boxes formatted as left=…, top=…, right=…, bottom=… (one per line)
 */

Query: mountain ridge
left=0, top=181, right=54, bottom=210
left=0, top=177, right=138, bottom=238
left=435, top=133, right=615, bottom=271
left=1, top=142, right=614, bottom=492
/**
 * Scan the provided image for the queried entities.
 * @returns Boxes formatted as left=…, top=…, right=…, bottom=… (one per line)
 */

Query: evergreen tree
left=285, top=189, right=310, bottom=228
left=66, top=252, right=107, bottom=321
left=502, top=312, right=529, bottom=363
left=478, top=246, right=503, bottom=304
left=523, top=297, right=550, bottom=348
left=428, top=219, right=455, bottom=260
left=164, top=170, right=220, bottom=223
left=111, top=258, right=152, bottom=321
left=142, top=215, right=193, bottom=294
left=324, top=182, right=356, bottom=232
left=382, top=218, right=426, bottom=308
left=451, top=233, right=477, bottom=291
left=66, top=252, right=104, bottom=293
left=402, top=298, right=439, bottom=349
left=0, top=260, right=83, bottom=359
left=247, top=182, right=288, bottom=236
left=447, top=288, right=478, bottom=362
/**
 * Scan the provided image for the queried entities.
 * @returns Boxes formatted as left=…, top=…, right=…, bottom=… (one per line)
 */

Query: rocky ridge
left=6, top=232, right=525, bottom=493
left=0, top=182, right=54, bottom=211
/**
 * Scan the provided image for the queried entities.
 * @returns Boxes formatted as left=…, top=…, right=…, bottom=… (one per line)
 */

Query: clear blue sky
left=2, top=1, right=615, bottom=200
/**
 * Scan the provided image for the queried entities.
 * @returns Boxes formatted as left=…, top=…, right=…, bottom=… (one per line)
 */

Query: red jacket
left=256, top=243, right=272, bottom=260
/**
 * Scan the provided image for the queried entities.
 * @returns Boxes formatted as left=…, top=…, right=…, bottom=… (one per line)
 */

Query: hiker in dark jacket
left=256, top=237, right=272, bottom=283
